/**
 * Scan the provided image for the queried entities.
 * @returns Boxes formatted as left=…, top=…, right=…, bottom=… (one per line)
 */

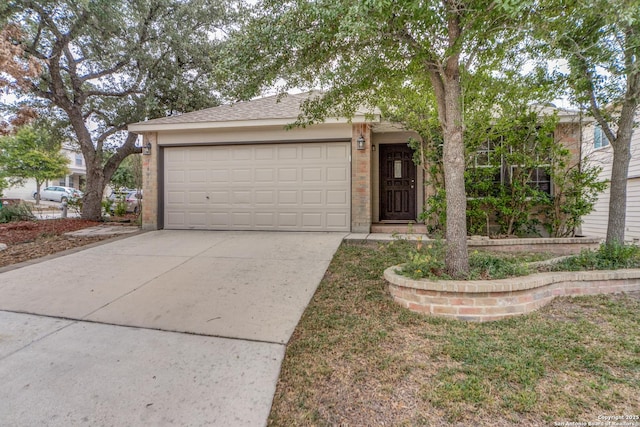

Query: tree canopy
left=534, top=0, right=640, bottom=245
left=223, top=0, right=538, bottom=276
left=0, top=0, right=232, bottom=219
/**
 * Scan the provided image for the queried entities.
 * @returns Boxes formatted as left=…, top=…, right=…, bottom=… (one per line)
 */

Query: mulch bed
left=0, top=219, right=100, bottom=245
left=0, top=218, right=134, bottom=268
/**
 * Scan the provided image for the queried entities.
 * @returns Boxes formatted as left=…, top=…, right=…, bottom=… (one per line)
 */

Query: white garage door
left=163, top=142, right=351, bottom=231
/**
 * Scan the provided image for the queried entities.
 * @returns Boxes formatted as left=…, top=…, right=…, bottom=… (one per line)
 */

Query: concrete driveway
left=0, top=230, right=345, bottom=426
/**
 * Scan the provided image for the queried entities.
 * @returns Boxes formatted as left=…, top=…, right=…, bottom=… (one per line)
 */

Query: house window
left=475, top=138, right=499, bottom=168
left=510, top=165, right=552, bottom=195
left=594, top=125, right=610, bottom=149
left=468, top=138, right=502, bottom=198
left=75, top=153, right=83, bottom=166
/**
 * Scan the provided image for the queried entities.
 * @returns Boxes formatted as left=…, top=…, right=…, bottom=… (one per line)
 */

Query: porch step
left=370, top=223, right=427, bottom=234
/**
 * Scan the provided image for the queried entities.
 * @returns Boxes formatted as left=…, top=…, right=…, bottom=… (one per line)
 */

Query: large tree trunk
left=79, top=133, right=140, bottom=221
left=433, top=3, right=469, bottom=278
left=442, top=75, right=469, bottom=278
left=82, top=161, right=106, bottom=221
left=605, top=110, right=635, bottom=245
left=606, top=144, right=630, bottom=245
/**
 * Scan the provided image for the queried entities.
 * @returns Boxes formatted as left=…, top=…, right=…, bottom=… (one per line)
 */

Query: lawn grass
left=268, top=241, right=640, bottom=426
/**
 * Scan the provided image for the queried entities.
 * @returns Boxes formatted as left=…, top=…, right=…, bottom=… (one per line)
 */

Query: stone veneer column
left=351, top=123, right=372, bottom=233
left=141, top=132, right=159, bottom=231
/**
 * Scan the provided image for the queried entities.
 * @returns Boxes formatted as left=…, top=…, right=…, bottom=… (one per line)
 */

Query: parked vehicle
left=33, top=186, right=84, bottom=203
left=108, top=189, right=142, bottom=213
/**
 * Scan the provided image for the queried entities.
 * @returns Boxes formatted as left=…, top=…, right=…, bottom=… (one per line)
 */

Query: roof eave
left=128, top=114, right=378, bottom=133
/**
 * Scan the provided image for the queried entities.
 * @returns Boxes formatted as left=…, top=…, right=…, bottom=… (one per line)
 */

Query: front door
left=379, top=144, right=416, bottom=221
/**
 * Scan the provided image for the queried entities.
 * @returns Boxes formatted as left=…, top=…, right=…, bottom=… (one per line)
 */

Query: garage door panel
left=167, top=170, right=185, bottom=184
left=302, top=213, right=322, bottom=227
left=302, top=145, right=322, bottom=159
left=327, top=190, right=348, bottom=205
left=189, top=170, right=207, bottom=183
left=255, top=190, right=275, bottom=205
left=210, top=212, right=229, bottom=227
left=232, top=147, right=252, bottom=160
left=188, top=191, right=207, bottom=204
left=327, top=167, right=348, bottom=182
left=303, top=168, right=322, bottom=182
left=255, top=168, right=275, bottom=183
left=278, top=168, right=297, bottom=182
left=327, top=213, right=348, bottom=229
left=327, top=144, right=349, bottom=159
left=232, top=169, right=251, bottom=182
left=208, top=149, right=229, bottom=161
left=164, top=142, right=350, bottom=231
left=232, top=212, right=251, bottom=226
left=255, top=147, right=275, bottom=160
left=302, top=190, right=323, bottom=205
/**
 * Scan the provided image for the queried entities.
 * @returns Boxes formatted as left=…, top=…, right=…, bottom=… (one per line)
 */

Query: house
left=128, top=93, right=584, bottom=234
left=2, top=143, right=86, bottom=200
left=580, top=112, right=640, bottom=241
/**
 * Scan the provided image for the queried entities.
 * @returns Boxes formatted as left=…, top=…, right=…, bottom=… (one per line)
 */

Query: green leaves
left=0, top=125, right=69, bottom=187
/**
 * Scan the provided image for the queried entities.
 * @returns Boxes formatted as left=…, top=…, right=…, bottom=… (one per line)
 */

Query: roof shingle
left=133, top=92, right=324, bottom=126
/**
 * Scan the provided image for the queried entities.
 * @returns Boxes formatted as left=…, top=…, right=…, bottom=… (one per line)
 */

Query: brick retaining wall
left=385, top=266, right=640, bottom=322
left=466, top=237, right=601, bottom=255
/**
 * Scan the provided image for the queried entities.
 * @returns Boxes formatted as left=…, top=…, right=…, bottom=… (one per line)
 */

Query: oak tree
left=0, top=0, right=230, bottom=219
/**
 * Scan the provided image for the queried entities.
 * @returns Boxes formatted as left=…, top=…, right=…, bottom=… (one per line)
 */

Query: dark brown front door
left=379, top=144, right=416, bottom=221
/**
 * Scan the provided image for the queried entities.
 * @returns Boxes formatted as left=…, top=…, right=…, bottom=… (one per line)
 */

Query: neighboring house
left=128, top=93, right=584, bottom=233
left=2, top=143, right=86, bottom=200
left=581, top=113, right=640, bottom=241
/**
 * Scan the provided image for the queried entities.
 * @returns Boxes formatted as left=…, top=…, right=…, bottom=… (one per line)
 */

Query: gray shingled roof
left=134, top=92, right=324, bottom=126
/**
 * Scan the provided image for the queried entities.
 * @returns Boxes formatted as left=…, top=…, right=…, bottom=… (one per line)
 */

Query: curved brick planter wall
left=384, top=266, right=640, bottom=322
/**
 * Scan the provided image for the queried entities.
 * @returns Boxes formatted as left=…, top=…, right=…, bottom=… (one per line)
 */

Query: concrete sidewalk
left=0, top=230, right=345, bottom=426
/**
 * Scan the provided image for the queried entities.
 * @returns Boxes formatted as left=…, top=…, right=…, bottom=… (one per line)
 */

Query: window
left=468, top=138, right=503, bottom=198
left=475, top=138, right=499, bottom=168
left=594, top=125, right=610, bottom=149
left=75, top=153, right=83, bottom=166
left=510, top=165, right=551, bottom=195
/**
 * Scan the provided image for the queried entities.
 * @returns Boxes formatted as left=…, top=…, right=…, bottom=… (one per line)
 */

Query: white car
left=34, top=186, right=84, bottom=202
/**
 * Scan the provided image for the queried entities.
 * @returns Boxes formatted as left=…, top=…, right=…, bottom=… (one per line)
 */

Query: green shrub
left=399, top=239, right=448, bottom=279
left=101, top=198, right=113, bottom=215
left=0, top=203, right=36, bottom=223
left=553, top=243, right=640, bottom=271
left=399, top=242, right=532, bottom=280
left=467, top=250, right=532, bottom=279
left=114, top=200, right=127, bottom=216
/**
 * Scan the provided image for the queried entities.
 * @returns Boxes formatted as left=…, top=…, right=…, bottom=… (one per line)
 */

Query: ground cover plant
left=268, top=241, right=640, bottom=426
left=399, top=240, right=640, bottom=280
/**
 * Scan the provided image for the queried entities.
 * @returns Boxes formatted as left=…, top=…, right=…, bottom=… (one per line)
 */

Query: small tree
left=545, top=160, right=608, bottom=237
left=0, top=126, right=70, bottom=204
left=110, top=154, right=143, bottom=191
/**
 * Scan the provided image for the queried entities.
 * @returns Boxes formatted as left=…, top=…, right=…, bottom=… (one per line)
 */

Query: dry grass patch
left=268, top=241, right=640, bottom=426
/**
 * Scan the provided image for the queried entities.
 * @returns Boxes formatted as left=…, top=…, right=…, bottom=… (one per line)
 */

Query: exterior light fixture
left=142, top=141, right=152, bottom=155
left=356, top=134, right=366, bottom=150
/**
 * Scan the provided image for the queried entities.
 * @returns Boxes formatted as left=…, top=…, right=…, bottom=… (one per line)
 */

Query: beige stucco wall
left=156, top=123, right=353, bottom=146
